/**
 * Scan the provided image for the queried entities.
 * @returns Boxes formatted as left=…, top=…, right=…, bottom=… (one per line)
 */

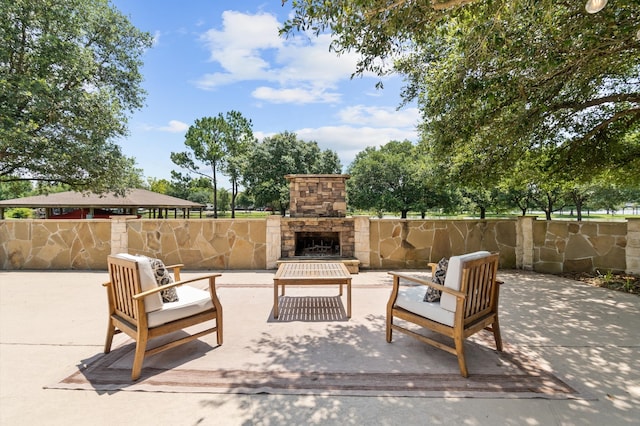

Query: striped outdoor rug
left=48, top=288, right=584, bottom=399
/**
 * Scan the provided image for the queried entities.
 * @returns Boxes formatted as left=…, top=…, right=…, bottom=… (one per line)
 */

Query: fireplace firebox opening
left=295, top=232, right=340, bottom=257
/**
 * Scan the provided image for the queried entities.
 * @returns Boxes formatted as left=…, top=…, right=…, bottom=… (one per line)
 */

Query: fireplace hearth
left=281, top=218, right=354, bottom=259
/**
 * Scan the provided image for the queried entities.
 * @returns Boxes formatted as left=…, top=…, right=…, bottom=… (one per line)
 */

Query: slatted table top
left=274, top=262, right=351, bottom=281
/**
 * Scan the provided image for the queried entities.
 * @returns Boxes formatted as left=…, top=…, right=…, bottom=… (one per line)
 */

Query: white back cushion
left=440, top=251, right=491, bottom=312
left=113, top=253, right=163, bottom=313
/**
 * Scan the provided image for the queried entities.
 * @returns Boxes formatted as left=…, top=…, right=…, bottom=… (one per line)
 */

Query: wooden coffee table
left=273, top=262, right=352, bottom=319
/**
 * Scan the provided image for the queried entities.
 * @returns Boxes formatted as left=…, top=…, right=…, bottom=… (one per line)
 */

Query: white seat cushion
left=440, top=251, right=491, bottom=312
left=395, top=285, right=454, bottom=327
left=147, top=285, right=213, bottom=328
left=113, top=253, right=163, bottom=313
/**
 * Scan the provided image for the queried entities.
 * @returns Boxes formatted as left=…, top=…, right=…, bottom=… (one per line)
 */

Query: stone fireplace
left=278, top=174, right=360, bottom=271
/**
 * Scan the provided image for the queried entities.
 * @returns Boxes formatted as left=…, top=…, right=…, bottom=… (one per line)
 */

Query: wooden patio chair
left=386, top=251, right=502, bottom=377
left=104, top=254, right=223, bottom=380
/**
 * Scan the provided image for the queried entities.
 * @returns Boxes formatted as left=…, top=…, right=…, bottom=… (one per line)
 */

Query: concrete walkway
left=0, top=269, right=638, bottom=425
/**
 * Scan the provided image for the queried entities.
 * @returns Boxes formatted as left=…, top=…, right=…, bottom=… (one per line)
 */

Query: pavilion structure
left=0, top=188, right=204, bottom=219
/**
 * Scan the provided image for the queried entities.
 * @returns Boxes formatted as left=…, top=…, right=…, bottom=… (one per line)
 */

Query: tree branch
left=431, top=0, right=477, bottom=11
left=554, top=93, right=640, bottom=111
left=366, top=0, right=476, bottom=16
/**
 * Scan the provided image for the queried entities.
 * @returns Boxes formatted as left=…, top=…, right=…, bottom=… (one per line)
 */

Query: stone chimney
left=286, top=174, right=349, bottom=217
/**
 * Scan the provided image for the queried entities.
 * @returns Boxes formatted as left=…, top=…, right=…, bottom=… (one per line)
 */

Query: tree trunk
left=545, top=194, right=553, bottom=220
left=231, top=180, right=237, bottom=219
left=212, top=167, right=218, bottom=219
left=401, top=210, right=408, bottom=219
left=576, top=199, right=583, bottom=221
left=480, top=206, right=486, bottom=219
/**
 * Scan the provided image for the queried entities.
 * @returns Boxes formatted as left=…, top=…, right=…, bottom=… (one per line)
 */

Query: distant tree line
left=345, top=140, right=640, bottom=220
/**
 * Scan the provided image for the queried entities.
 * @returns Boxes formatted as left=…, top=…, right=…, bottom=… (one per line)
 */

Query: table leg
left=347, top=281, right=351, bottom=318
left=273, top=281, right=279, bottom=319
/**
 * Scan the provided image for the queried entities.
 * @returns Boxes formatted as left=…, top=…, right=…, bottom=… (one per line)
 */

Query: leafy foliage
left=242, top=131, right=342, bottom=215
left=0, top=180, right=32, bottom=200
left=408, top=1, right=640, bottom=185
left=347, top=140, right=424, bottom=218
left=0, top=0, right=152, bottom=193
left=171, top=111, right=254, bottom=218
left=283, top=0, right=640, bottom=197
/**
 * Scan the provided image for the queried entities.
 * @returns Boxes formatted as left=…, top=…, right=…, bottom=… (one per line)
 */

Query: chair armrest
left=164, top=264, right=184, bottom=270
left=388, top=271, right=466, bottom=299
left=133, top=273, right=222, bottom=299
left=164, top=264, right=184, bottom=281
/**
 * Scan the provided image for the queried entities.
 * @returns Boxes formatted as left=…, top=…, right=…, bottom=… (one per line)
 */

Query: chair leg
left=454, top=335, right=468, bottom=378
left=492, top=318, right=503, bottom=352
left=104, top=321, right=116, bottom=353
left=386, top=316, right=393, bottom=342
left=216, top=312, right=223, bottom=346
left=131, top=333, right=148, bottom=381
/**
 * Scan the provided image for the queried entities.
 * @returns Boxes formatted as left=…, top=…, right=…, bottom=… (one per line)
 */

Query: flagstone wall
left=0, top=219, right=111, bottom=269
left=0, top=216, right=638, bottom=274
left=526, top=217, right=629, bottom=274
left=125, top=219, right=266, bottom=270
left=368, top=219, right=518, bottom=269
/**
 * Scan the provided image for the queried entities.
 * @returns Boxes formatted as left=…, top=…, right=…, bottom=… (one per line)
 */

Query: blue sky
left=111, top=0, right=419, bottom=187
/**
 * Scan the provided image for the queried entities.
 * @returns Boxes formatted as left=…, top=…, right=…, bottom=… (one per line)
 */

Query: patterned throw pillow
left=146, top=257, right=179, bottom=303
left=423, top=257, right=448, bottom=302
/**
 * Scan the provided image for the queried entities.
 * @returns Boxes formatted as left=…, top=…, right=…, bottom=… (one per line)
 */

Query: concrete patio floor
left=0, top=268, right=638, bottom=425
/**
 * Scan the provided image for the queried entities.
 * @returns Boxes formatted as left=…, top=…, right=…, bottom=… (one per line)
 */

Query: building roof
left=0, top=189, right=203, bottom=209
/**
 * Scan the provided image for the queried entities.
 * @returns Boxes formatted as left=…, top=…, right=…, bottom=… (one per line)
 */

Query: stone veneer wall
left=528, top=218, right=628, bottom=274
left=126, top=219, right=266, bottom=270
left=368, top=219, right=517, bottom=269
left=0, top=219, right=111, bottom=269
left=1, top=217, right=639, bottom=274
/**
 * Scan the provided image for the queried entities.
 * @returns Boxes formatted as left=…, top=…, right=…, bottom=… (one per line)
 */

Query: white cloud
left=338, top=105, right=421, bottom=127
left=252, top=86, right=341, bottom=104
left=293, top=125, right=418, bottom=168
left=152, top=30, right=161, bottom=46
left=142, top=120, right=189, bottom=133
left=159, top=120, right=189, bottom=133
left=194, top=11, right=362, bottom=104
left=197, top=11, right=283, bottom=87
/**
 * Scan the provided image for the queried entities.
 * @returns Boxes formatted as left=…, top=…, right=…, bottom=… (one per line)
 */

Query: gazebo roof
left=0, top=189, right=203, bottom=209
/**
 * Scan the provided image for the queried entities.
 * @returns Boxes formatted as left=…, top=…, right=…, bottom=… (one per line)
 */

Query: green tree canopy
left=0, top=0, right=153, bottom=193
left=242, top=131, right=342, bottom=215
left=0, top=179, right=32, bottom=200
left=171, top=111, right=254, bottom=218
left=283, top=0, right=640, bottom=188
left=147, top=177, right=171, bottom=195
left=220, top=111, right=255, bottom=218
left=347, top=140, right=424, bottom=218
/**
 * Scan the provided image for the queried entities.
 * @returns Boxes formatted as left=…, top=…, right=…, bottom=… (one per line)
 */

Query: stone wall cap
left=285, top=174, right=350, bottom=180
